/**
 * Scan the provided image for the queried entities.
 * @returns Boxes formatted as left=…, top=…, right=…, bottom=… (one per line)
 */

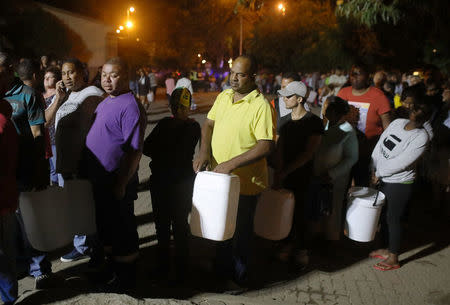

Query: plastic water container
left=19, top=179, right=97, bottom=252
left=344, top=187, right=385, bottom=242
left=254, top=188, right=295, bottom=240
left=190, top=171, right=240, bottom=241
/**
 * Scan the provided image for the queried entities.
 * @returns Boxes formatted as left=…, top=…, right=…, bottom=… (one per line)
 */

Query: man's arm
left=44, top=80, right=66, bottom=127
left=380, top=112, right=391, bottom=130
left=193, top=118, right=214, bottom=172
left=114, top=149, right=142, bottom=199
left=213, top=140, right=274, bottom=174
left=278, top=135, right=322, bottom=178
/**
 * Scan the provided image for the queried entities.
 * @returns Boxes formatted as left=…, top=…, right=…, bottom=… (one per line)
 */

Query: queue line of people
left=0, top=52, right=448, bottom=304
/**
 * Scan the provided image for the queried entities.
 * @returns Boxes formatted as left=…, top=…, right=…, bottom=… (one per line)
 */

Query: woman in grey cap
left=273, top=81, right=324, bottom=268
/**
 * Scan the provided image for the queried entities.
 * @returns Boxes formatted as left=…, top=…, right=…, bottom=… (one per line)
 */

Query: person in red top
left=0, top=52, right=19, bottom=305
left=337, top=63, right=391, bottom=186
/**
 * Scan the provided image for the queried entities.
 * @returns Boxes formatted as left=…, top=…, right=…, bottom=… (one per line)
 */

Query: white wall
left=39, top=3, right=117, bottom=79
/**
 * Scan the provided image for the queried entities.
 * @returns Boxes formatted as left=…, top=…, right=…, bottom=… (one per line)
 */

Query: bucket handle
left=372, top=182, right=380, bottom=207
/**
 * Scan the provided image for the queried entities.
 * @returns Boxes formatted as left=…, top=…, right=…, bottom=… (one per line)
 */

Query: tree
left=249, top=0, right=352, bottom=71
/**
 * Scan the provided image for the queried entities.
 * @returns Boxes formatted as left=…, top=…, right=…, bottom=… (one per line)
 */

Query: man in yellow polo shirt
left=193, top=55, right=275, bottom=284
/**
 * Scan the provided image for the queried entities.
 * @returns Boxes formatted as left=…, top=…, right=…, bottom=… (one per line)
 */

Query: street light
left=277, top=3, right=286, bottom=16
left=126, top=21, right=133, bottom=28
left=116, top=29, right=121, bottom=33
left=119, top=25, right=124, bottom=30
left=201, top=59, right=206, bottom=64
left=197, top=54, right=201, bottom=58
left=129, top=6, right=135, bottom=13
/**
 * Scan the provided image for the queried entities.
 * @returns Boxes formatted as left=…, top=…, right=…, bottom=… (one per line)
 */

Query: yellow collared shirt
left=207, top=89, right=275, bottom=195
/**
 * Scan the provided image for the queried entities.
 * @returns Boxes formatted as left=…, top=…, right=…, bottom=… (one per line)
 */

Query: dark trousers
left=150, top=177, right=193, bottom=273
left=380, top=182, right=414, bottom=254
left=283, top=172, right=310, bottom=251
left=0, top=213, right=18, bottom=303
left=216, top=194, right=258, bottom=280
left=92, top=175, right=139, bottom=257
left=352, top=134, right=378, bottom=187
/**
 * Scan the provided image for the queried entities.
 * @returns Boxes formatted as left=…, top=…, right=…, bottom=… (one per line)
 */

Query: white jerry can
left=254, top=188, right=295, bottom=240
left=190, top=171, right=240, bottom=241
left=19, top=179, right=97, bottom=252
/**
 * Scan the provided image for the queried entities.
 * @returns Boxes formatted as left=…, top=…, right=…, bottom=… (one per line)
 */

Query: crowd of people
left=0, top=51, right=449, bottom=304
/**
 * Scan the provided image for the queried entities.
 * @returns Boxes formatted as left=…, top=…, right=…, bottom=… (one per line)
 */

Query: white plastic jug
left=19, top=179, right=97, bottom=252
left=344, top=187, right=385, bottom=242
left=254, top=188, right=295, bottom=240
left=190, top=171, right=240, bottom=241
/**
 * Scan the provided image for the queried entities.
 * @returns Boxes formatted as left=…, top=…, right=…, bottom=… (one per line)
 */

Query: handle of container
left=372, top=182, right=380, bottom=207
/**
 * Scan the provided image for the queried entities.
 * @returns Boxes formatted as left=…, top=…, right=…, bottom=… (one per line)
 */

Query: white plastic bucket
left=19, top=179, right=97, bottom=252
left=254, top=188, right=295, bottom=240
left=190, top=171, right=240, bottom=241
left=344, top=187, right=385, bottom=242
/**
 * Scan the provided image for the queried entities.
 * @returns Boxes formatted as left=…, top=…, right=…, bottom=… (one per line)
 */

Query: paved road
left=15, top=90, right=450, bottom=305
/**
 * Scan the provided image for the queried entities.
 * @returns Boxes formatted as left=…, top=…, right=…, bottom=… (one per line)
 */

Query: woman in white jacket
left=370, top=101, right=432, bottom=271
left=314, top=96, right=358, bottom=240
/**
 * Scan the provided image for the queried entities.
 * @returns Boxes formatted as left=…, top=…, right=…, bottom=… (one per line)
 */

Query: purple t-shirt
left=86, top=92, right=143, bottom=172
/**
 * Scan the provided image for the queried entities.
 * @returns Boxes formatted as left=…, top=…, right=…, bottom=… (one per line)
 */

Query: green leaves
left=336, top=0, right=402, bottom=27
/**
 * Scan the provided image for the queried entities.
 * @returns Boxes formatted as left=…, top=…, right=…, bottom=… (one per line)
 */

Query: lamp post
left=239, top=15, right=243, bottom=56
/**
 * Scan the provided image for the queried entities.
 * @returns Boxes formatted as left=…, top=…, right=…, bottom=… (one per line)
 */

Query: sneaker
left=34, top=273, right=62, bottom=290
left=60, top=248, right=88, bottom=262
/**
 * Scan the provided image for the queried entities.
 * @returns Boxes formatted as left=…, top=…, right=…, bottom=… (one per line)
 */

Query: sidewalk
left=15, top=91, right=450, bottom=305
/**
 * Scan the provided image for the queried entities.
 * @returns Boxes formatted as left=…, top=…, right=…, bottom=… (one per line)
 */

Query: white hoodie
left=371, top=118, right=429, bottom=183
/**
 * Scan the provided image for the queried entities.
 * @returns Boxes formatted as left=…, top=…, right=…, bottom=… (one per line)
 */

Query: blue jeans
left=15, top=210, right=51, bottom=278
left=216, top=194, right=258, bottom=280
left=0, top=213, right=18, bottom=303
left=73, top=235, right=93, bottom=255
left=49, top=145, right=64, bottom=187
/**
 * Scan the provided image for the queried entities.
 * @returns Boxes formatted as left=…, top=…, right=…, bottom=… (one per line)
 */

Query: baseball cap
left=277, top=81, right=307, bottom=97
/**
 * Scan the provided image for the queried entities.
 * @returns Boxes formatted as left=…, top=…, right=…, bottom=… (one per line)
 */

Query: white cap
left=277, top=81, right=307, bottom=97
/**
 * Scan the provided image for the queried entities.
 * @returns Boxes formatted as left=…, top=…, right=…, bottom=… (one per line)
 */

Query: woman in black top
left=273, top=81, right=323, bottom=268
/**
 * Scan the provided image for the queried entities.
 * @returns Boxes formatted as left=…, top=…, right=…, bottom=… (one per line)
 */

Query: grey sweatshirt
left=371, top=119, right=429, bottom=183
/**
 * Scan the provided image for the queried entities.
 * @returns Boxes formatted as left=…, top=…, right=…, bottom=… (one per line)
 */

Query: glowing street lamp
left=277, top=3, right=286, bottom=15
left=116, top=29, right=121, bottom=33
left=129, top=6, right=135, bottom=13
left=119, top=25, right=124, bottom=30
left=126, top=21, right=133, bottom=28
left=197, top=53, right=201, bottom=58
left=201, top=59, right=206, bottom=64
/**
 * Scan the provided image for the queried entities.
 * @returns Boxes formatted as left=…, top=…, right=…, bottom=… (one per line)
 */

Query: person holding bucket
left=370, top=100, right=432, bottom=271
left=193, top=55, right=275, bottom=284
left=273, top=81, right=324, bottom=267
left=313, top=96, right=358, bottom=241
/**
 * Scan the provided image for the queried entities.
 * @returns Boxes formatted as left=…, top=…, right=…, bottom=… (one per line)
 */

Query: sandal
left=373, top=261, right=400, bottom=271
left=369, top=250, right=389, bottom=260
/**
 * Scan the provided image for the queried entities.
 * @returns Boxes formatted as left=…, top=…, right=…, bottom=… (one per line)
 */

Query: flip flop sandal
left=373, top=262, right=400, bottom=271
left=369, top=254, right=389, bottom=259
